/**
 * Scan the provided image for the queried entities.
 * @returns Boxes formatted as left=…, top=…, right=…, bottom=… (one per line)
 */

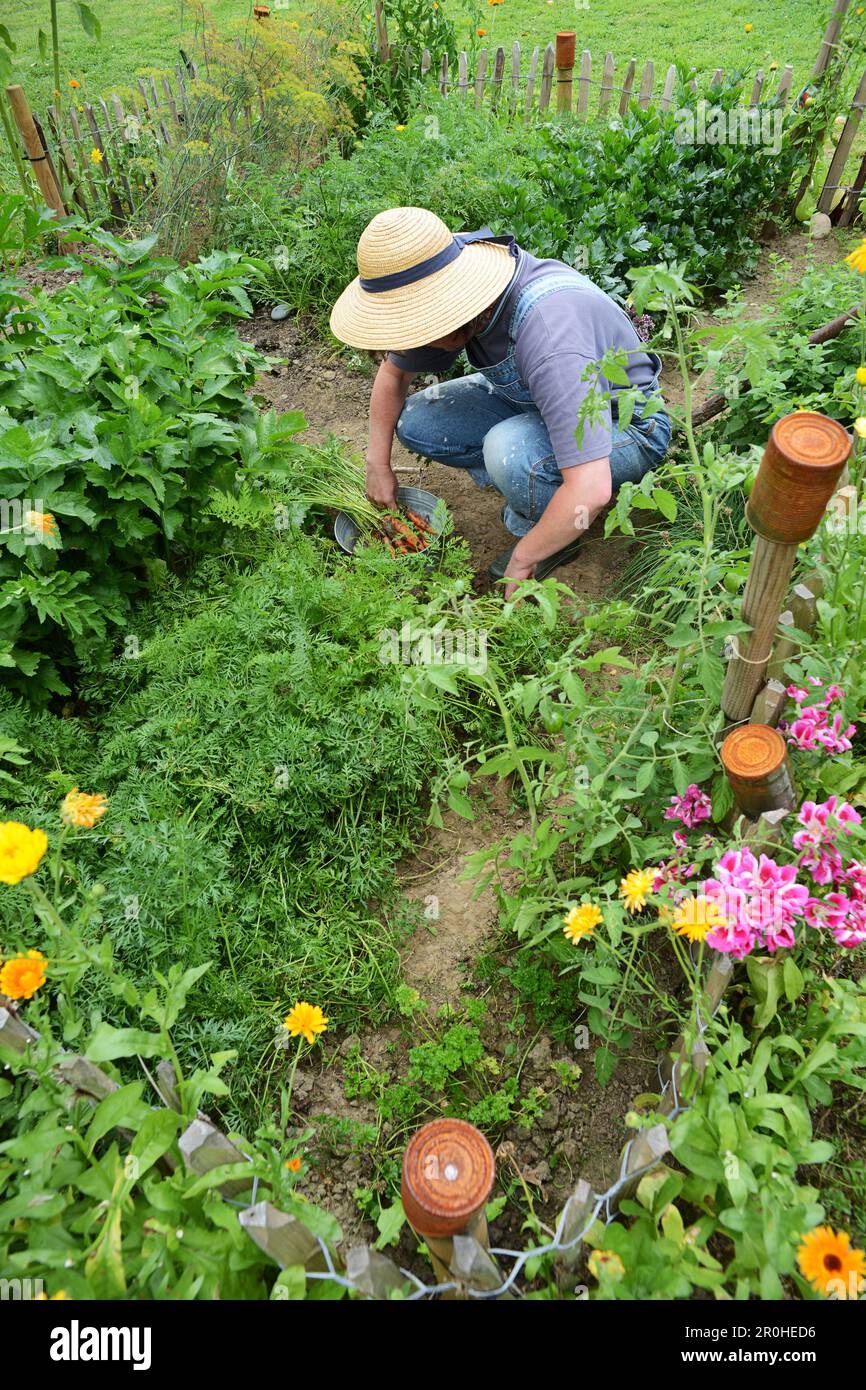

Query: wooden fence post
left=720, top=724, right=797, bottom=819
left=401, top=1118, right=499, bottom=1297
left=555, top=32, right=576, bottom=114
left=817, top=64, right=866, bottom=214
left=813, top=0, right=850, bottom=78
left=5, top=84, right=66, bottom=221
left=721, top=413, right=851, bottom=721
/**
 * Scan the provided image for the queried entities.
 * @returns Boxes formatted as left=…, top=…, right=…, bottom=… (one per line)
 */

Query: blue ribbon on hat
left=358, top=228, right=498, bottom=293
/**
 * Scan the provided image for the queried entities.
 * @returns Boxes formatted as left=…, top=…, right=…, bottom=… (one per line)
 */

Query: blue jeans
left=396, top=372, right=672, bottom=538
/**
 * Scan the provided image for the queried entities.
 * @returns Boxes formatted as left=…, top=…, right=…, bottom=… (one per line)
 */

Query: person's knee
left=482, top=418, right=524, bottom=490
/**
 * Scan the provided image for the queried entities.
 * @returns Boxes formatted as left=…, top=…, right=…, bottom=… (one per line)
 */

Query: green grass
left=0, top=0, right=827, bottom=125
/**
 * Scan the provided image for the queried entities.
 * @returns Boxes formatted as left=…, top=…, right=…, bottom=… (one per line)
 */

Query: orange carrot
left=405, top=508, right=435, bottom=536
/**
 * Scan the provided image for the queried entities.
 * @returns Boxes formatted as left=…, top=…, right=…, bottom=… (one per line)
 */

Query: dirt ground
left=237, top=223, right=850, bottom=1267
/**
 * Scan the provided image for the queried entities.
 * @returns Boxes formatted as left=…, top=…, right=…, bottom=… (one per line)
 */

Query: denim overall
left=396, top=264, right=671, bottom=537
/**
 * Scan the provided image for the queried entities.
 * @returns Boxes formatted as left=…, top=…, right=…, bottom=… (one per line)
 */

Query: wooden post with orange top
left=721, top=413, right=851, bottom=722
left=402, top=1118, right=509, bottom=1296
left=720, top=724, right=797, bottom=820
left=556, top=32, right=576, bottom=113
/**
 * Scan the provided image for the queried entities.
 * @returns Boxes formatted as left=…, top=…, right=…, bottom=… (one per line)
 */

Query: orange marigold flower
left=61, top=788, right=108, bottom=829
left=0, top=823, right=48, bottom=886
left=0, top=949, right=47, bottom=1000
left=283, top=1001, right=328, bottom=1045
left=477, top=28, right=487, bottom=36
left=69, top=79, right=81, bottom=89
left=285, top=1156, right=302, bottom=1172
left=25, top=510, right=58, bottom=539
left=797, top=1226, right=866, bottom=1299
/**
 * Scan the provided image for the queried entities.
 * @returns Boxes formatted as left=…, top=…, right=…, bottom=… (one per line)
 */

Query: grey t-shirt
left=388, top=236, right=656, bottom=468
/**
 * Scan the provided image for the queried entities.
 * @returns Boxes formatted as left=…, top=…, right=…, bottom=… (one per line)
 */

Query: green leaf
left=75, top=2, right=102, bottom=40
left=87, top=1083, right=146, bottom=1152
left=37, top=29, right=48, bottom=61
left=0, top=25, right=16, bottom=51
left=594, top=1046, right=617, bottom=1087
left=85, top=1023, right=166, bottom=1063
left=271, top=1265, right=307, bottom=1300
left=782, top=956, right=805, bottom=1004
left=374, top=1198, right=406, bottom=1250
left=127, top=1109, right=181, bottom=1179
left=652, top=488, right=677, bottom=521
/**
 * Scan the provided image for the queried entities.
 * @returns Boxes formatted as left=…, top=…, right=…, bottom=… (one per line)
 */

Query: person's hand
left=502, top=551, right=536, bottom=601
left=366, top=462, right=398, bottom=509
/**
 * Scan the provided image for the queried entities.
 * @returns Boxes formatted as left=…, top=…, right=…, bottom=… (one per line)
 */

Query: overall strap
left=508, top=270, right=607, bottom=341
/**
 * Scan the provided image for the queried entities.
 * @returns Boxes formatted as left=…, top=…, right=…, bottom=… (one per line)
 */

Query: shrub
left=0, top=218, right=272, bottom=698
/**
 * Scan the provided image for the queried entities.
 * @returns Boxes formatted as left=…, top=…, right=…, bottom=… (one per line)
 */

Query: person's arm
left=502, top=458, right=612, bottom=598
left=366, top=358, right=415, bottom=507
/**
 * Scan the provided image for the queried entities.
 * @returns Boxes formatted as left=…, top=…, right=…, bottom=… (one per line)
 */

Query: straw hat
left=329, top=207, right=516, bottom=351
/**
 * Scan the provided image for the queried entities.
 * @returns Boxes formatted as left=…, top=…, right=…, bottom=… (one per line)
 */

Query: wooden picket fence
left=372, top=4, right=796, bottom=121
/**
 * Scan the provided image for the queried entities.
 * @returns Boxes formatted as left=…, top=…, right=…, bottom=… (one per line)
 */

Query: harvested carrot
left=405, top=509, right=435, bottom=536
left=389, top=517, right=422, bottom=550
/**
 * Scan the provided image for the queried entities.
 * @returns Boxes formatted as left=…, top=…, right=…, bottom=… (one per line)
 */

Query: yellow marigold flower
left=25, top=509, right=58, bottom=539
left=744, top=22, right=753, bottom=33
left=857, top=366, right=866, bottom=386
left=0, top=949, right=47, bottom=1000
left=0, top=823, right=48, bottom=886
left=395, top=124, right=406, bottom=132
left=54, top=89, right=61, bottom=99
left=855, top=417, right=866, bottom=439
left=283, top=1001, right=328, bottom=1045
left=859, top=6, right=865, bottom=14
left=846, top=240, right=866, bottom=274
left=61, top=788, right=108, bottom=829
left=563, top=901, right=602, bottom=943
left=797, top=1226, right=866, bottom=1299
left=619, top=867, right=655, bottom=914
left=35, top=1288, right=69, bottom=1299
left=69, top=79, right=81, bottom=89
left=90, top=147, right=103, bottom=164
left=285, top=1156, right=302, bottom=1172
left=671, top=895, right=726, bottom=943
left=588, top=1249, right=625, bottom=1281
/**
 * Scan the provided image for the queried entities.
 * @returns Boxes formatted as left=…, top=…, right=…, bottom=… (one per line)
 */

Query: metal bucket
left=334, top=485, right=446, bottom=558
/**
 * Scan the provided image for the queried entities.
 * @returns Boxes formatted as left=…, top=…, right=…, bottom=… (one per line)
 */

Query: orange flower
left=69, top=79, right=81, bottom=89
left=61, top=788, right=108, bottom=829
left=25, top=510, right=58, bottom=540
left=285, top=1156, right=302, bottom=1172
left=797, top=1226, right=866, bottom=1298
left=477, top=28, right=487, bottom=37
left=0, top=949, right=47, bottom=1001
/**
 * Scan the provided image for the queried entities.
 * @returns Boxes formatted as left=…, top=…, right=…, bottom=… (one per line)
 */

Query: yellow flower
left=90, top=147, right=103, bottom=164
left=563, top=902, right=602, bottom=943
left=34, top=1289, right=70, bottom=1300
left=619, top=868, right=655, bottom=914
left=744, top=23, right=753, bottom=33
left=671, top=895, right=726, bottom=943
left=54, top=89, right=61, bottom=99
left=61, top=788, right=108, bottom=829
left=395, top=124, right=406, bottom=132
left=285, top=1156, right=302, bottom=1172
left=857, top=366, right=866, bottom=386
left=859, top=6, right=865, bottom=14
left=588, top=1249, right=625, bottom=1281
left=25, top=509, right=57, bottom=539
left=0, top=823, right=48, bottom=886
left=0, top=949, right=47, bottom=1000
left=846, top=239, right=866, bottom=274
left=283, top=1001, right=328, bottom=1045
left=855, top=418, right=866, bottom=439
left=797, top=1226, right=866, bottom=1299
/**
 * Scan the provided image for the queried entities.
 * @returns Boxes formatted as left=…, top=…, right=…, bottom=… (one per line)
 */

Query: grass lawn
left=0, top=0, right=829, bottom=123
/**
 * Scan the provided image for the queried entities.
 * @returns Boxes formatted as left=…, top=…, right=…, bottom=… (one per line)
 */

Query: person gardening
left=330, top=207, right=671, bottom=593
